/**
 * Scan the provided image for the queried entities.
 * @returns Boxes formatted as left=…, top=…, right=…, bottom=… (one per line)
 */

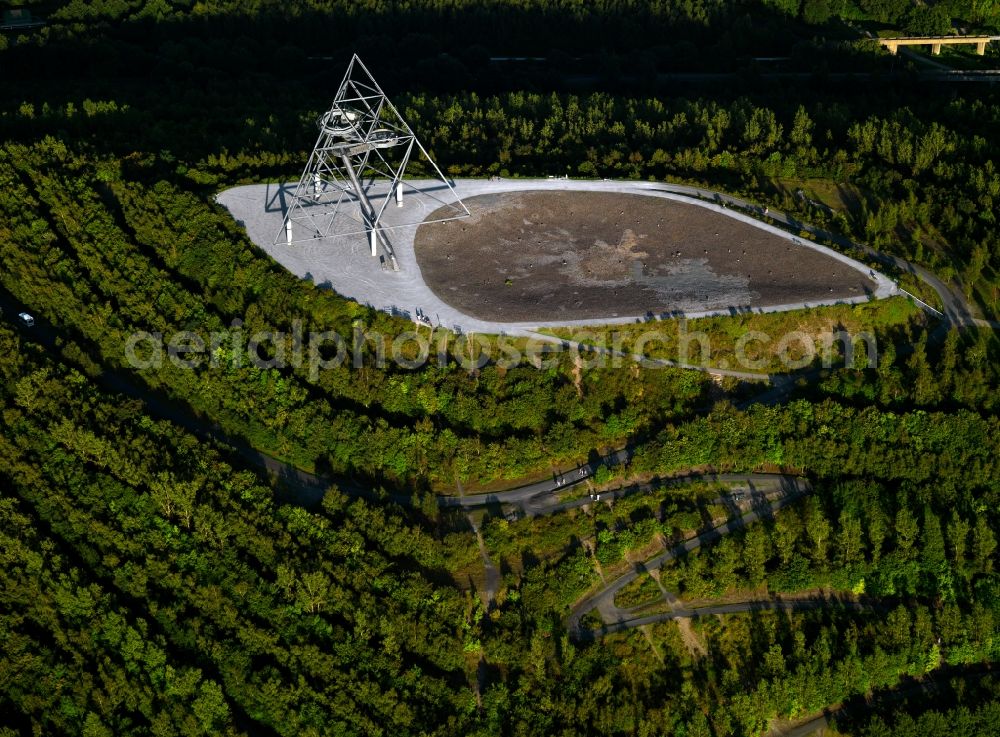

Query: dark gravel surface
left=415, top=191, right=877, bottom=321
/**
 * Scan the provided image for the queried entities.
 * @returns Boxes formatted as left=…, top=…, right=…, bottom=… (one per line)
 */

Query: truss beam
left=276, top=54, right=469, bottom=271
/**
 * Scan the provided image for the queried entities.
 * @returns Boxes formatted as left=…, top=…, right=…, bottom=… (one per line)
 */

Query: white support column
left=395, top=183, right=403, bottom=207
left=313, top=173, right=322, bottom=200
left=370, top=229, right=378, bottom=257
left=285, top=219, right=293, bottom=246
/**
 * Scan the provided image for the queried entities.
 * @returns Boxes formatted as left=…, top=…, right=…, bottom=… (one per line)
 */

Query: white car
left=17, top=312, right=34, bottom=327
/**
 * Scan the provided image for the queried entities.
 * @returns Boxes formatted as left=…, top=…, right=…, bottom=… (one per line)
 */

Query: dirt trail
left=457, top=476, right=499, bottom=606
left=675, top=618, right=708, bottom=658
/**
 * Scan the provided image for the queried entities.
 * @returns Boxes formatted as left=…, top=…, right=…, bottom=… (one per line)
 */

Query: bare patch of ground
left=415, top=191, right=877, bottom=322
left=675, top=618, right=708, bottom=659
left=582, top=538, right=607, bottom=584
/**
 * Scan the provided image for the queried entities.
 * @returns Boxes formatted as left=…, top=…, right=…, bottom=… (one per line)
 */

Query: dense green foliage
left=6, top=313, right=1000, bottom=735
left=853, top=697, right=1000, bottom=737
left=2, top=1, right=1000, bottom=735
left=468, top=396, right=1000, bottom=735
left=668, top=477, right=999, bottom=605
left=4, top=89, right=998, bottom=316
left=4, top=0, right=1000, bottom=316
left=831, top=669, right=1000, bottom=736
left=0, top=324, right=476, bottom=736
left=818, top=326, right=1000, bottom=410
left=0, top=143, right=707, bottom=485
left=546, top=296, right=927, bottom=375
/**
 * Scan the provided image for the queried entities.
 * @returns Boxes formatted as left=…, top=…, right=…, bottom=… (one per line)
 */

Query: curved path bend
left=219, top=178, right=899, bottom=337
left=0, top=295, right=801, bottom=522
left=222, top=177, right=998, bottom=398
left=567, top=474, right=811, bottom=637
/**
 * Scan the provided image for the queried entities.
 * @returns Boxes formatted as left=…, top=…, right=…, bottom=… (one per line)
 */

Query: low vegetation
left=544, top=296, right=925, bottom=374
left=2, top=1, right=1000, bottom=735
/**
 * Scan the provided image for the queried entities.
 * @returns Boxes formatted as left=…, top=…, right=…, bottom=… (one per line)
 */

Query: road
left=898, top=46, right=952, bottom=72
left=580, top=593, right=874, bottom=641
left=0, top=291, right=797, bottom=526
left=535, top=470, right=797, bottom=517
left=438, top=448, right=631, bottom=516
left=7, top=172, right=995, bottom=519
left=567, top=474, right=811, bottom=637
left=0, top=284, right=409, bottom=507
left=9, top=190, right=998, bottom=737
left=0, top=289, right=645, bottom=517
left=438, top=461, right=802, bottom=518
left=3, top=296, right=811, bottom=634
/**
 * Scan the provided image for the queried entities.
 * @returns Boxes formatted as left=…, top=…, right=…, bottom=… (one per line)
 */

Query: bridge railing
left=878, top=35, right=997, bottom=56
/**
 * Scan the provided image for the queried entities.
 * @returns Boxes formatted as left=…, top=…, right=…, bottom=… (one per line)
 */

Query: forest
left=2, top=0, right=1000, bottom=735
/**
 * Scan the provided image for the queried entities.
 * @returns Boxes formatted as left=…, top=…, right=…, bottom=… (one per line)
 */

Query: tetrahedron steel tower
left=277, top=54, right=469, bottom=270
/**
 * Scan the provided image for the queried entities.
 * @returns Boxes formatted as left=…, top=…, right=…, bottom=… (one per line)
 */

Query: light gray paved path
left=216, top=178, right=898, bottom=337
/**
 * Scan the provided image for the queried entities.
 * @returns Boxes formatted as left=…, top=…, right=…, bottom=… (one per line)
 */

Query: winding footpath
left=5, top=176, right=994, bottom=515
left=566, top=474, right=815, bottom=639
left=7, top=180, right=997, bottom=734
left=438, top=449, right=630, bottom=516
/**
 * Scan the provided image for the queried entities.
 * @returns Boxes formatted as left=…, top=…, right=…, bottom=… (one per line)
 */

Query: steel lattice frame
left=276, top=54, right=470, bottom=270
